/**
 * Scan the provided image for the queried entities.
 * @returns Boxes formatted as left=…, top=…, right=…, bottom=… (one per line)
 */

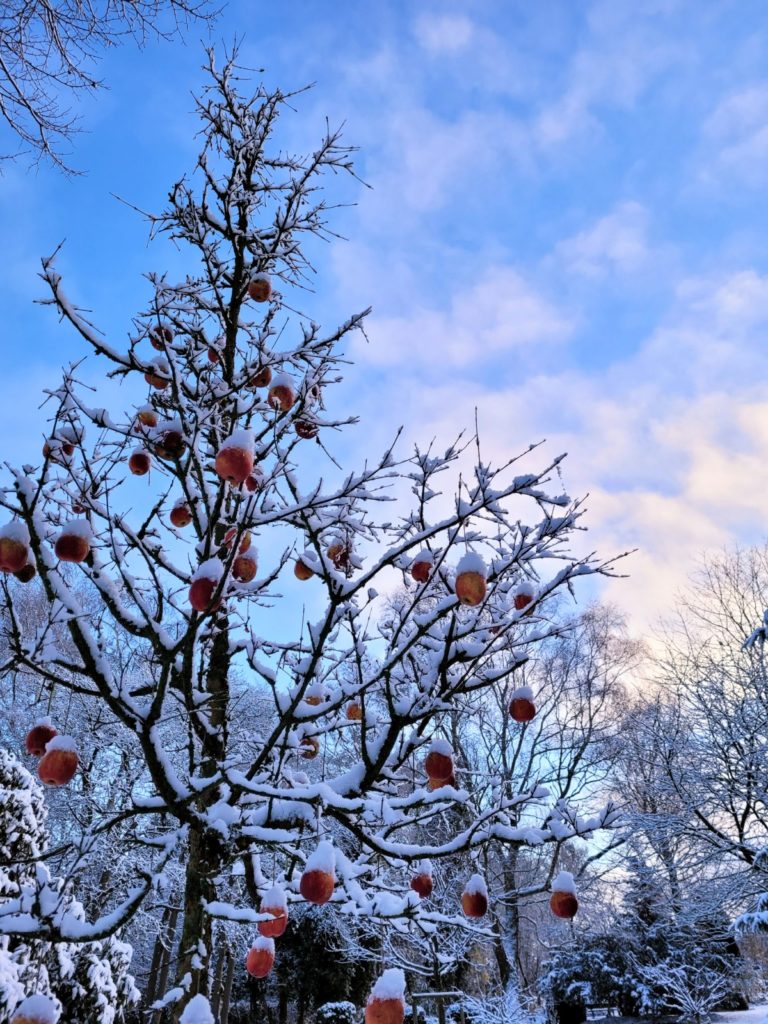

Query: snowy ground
left=712, top=1007, right=768, bottom=1024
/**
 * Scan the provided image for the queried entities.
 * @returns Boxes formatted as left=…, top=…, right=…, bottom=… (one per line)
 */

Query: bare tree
left=0, top=51, right=621, bottom=1023
left=0, top=0, right=216, bottom=169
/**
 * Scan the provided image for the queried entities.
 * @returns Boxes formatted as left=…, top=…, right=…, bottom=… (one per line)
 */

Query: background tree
left=0, top=0, right=216, bottom=168
left=0, top=50, right=619, bottom=1023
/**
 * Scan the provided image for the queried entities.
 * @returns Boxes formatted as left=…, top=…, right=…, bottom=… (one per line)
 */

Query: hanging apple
left=365, top=968, right=406, bottom=1024
left=245, top=936, right=275, bottom=979
left=155, top=421, right=186, bottom=459
left=189, top=559, right=225, bottom=614
left=267, top=372, right=295, bottom=412
left=135, top=406, right=158, bottom=429
left=170, top=502, right=193, bottom=528
left=13, top=563, right=36, bottom=584
left=514, top=581, right=537, bottom=614
left=455, top=552, right=487, bottom=606
left=0, top=522, right=30, bottom=574
left=128, top=450, right=151, bottom=476
left=144, top=357, right=171, bottom=390
left=37, top=735, right=79, bottom=787
left=148, top=324, right=173, bottom=350
left=258, top=884, right=288, bottom=938
left=509, top=685, right=536, bottom=723
left=25, top=719, right=57, bottom=757
left=410, top=859, right=433, bottom=899
left=424, top=738, right=453, bottom=785
left=215, top=429, right=255, bottom=484
left=550, top=870, right=579, bottom=919
left=346, top=701, right=362, bottom=721
left=248, top=365, right=272, bottom=388
left=461, top=873, right=488, bottom=918
left=247, top=273, right=272, bottom=303
left=299, top=840, right=336, bottom=905
left=294, top=556, right=315, bottom=581
left=300, top=736, right=319, bottom=760
left=294, top=418, right=318, bottom=440
left=233, top=551, right=258, bottom=583
left=54, top=520, right=91, bottom=563
left=410, top=550, right=433, bottom=584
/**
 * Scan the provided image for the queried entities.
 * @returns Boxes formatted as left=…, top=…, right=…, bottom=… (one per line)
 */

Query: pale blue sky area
left=2, top=0, right=768, bottom=630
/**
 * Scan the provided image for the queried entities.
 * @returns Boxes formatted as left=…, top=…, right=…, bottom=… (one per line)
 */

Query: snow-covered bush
left=315, top=1000, right=359, bottom=1024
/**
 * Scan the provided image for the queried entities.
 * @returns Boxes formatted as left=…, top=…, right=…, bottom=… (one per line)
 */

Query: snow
left=305, top=840, right=336, bottom=873
left=250, top=936, right=274, bottom=953
left=192, top=558, right=224, bottom=582
left=429, top=738, right=452, bottom=757
left=464, top=873, right=488, bottom=897
left=515, top=581, right=536, bottom=598
left=270, top=371, right=293, bottom=390
left=262, top=884, right=287, bottom=910
left=219, top=428, right=254, bottom=452
left=44, top=734, right=78, bottom=754
left=416, top=859, right=433, bottom=875
left=59, top=519, right=92, bottom=540
left=33, top=717, right=53, bottom=729
left=250, top=272, right=271, bottom=285
left=456, top=551, right=486, bottom=575
left=552, top=870, right=577, bottom=894
left=411, top=549, right=434, bottom=565
left=0, top=522, right=29, bottom=543
left=511, top=685, right=534, bottom=701
left=12, top=994, right=60, bottom=1022
left=369, top=967, right=406, bottom=1002
left=179, top=994, right=215, bottom=1024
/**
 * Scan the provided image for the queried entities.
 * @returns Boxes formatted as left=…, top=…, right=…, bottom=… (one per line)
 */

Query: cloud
left=701, top=83, right=768, bottom=188
left=352, top=265, right=573, bottom=370
left=555, top=202, right=651, bottom=278
left=412, top=13, right=476, bottom=55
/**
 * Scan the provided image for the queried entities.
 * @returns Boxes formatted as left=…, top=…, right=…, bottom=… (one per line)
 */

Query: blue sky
left=2, top=0, right=768, bottom=633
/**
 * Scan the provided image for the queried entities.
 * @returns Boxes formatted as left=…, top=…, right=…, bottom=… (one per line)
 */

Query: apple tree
left=0, top=51, right=621, bottom=1023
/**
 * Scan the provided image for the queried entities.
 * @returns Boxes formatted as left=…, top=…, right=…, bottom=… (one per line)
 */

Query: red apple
left=0, top=537, right=29, bottom=574
left=129, top=451, right=151, bottom=476
left=25, top=723, right=57, bottom=756
left=366, top=998, right=405, bottom=1024
left=247, top=275, right=272, bottom=302
left=295, top=419, right=318, bottom=440
left=215, top=445, right=254, bottom=485
left=510, top=696, right=536, bottom=723
left=189, top=577, right=222, bottom=614
left=267, top=375, right=295, bottom=412
left=55, top=529, right=90, bottom=564
left=300, top=736, right=319, bottom=760
left=550, top=890, right=579, bottom=919
left=461, top=875, right=488, bottom=919
left=299, top=868, right=334, bottom=905
left=425, top=749, right=453, bottom=784
left=455, top=571, right=487, bottom=607
left=410, top=872, right=433, bottom=899
left=156, top=430, right=186, bottom=459
left=233, top=553, right=257, bottom=583
left=346, top=702, right=362, bottom=721
left=207, top=346, right=220, bottom=364
left=245, top=939, right=275, bottom=979
left=149, top=324, right=173, bottom=349
left=13, top=563, right=36, bottom=583
left=294, top=558, right=314, bottom=581
left=243, top=470, right=263, bottom=493
left=38, top=746, right=78, bottom=787
left=135, top=408, right=158, bottom=428
left=223, top=528, right=251, bottom=553
left=258, top=898, right=288, bottom=939
left=170, top=503, right=193, bottom=528
left=144, top=371, right=170, bottom=390
left=249, top=366, right=272, bottom=388
left=411, top=558, right=432, bottom=584
left=515, top=591, right=534, bottom=612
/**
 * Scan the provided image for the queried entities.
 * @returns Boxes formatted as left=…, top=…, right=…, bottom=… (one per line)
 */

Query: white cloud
left=413, top=13, right=476, bottom=55
left=555, top=202, right=651, bottom=278
left=353, top=265, right=573, bottom=369
left=700, top=83, right=768, bottom=188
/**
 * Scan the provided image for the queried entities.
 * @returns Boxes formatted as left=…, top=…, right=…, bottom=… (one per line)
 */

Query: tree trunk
left=220, top=950, right=235, bottom=1024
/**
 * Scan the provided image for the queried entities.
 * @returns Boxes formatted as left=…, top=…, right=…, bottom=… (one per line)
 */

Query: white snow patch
left=305, top=840, right=336, bottom=873
left=464, top=873, right=488, bottom=897
left=369, top=967, right=406, bottom=1002
left=179, top=994, right=215, bottom=1024
left=552, top=870, right=577, bottom=894
left=44, top=734, right=78, bottom=754
left=192, top=558, right=225, bottom=583
left=457, top=551, right=486, bottom=576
